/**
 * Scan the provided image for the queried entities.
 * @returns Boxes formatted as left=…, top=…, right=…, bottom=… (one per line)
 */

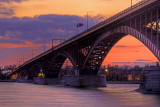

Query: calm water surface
left=0, top=82, right=159, bottom=107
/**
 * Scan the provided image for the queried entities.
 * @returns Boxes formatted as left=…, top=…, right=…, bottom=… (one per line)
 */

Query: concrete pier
left=62, top=75, right=107, bottom=87
left=139, top=71, right=160, bottom=93
left=145, top=71, right=160, bottom=92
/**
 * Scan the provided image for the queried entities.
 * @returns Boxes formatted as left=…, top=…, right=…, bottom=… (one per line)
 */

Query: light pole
left=87, top=11, right=92, bottom=30
left=44, top=40, right=45, bottom=52
left=17, top=58, right=19, bottom=67
left=22, top=55, right=24, bottom=64
left=52, top=39, right=55, bottom=52
left=131, top=0, right=132, bottom=9
left=52, top=39, right=65, bottom=51
left=131, top=0, right=138, bottom=9
left=32, top=48, right=33, bottom=58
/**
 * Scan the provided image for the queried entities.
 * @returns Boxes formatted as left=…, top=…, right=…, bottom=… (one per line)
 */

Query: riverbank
left=0, top=80, right=16, bottom=82
left=107, top=81, right=141, bottom=84
left=0, top=80, right=141, bottom=84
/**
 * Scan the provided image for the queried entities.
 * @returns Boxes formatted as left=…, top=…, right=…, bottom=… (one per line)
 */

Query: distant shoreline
left=0, top=80, right=16, bottom=82
left=107, top=81, right=141, bottom=84
left=0, top=80, right=141, bottom=84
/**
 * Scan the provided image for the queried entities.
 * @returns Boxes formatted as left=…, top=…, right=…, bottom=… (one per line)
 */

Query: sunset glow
left=6, top=0, right=133, bottom=18
left=103, top=35, right=159, bottom=66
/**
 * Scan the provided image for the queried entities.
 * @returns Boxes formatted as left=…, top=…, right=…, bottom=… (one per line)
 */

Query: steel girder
left=80, top=5, right=160, bottom=75
left=46, top=51, right=77, bottom=78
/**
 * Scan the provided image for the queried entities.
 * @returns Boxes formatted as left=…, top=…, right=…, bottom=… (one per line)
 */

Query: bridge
left=8, top=0, right=160, bottom=87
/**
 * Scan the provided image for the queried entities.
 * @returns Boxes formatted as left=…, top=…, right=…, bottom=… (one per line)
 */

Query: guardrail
left=83, top=0, right=151, bottom=33
left=62, top=0, right=153, bottom=46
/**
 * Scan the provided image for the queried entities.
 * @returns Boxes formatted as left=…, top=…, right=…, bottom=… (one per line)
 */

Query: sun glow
left=103, top=35, right=159, bottom=66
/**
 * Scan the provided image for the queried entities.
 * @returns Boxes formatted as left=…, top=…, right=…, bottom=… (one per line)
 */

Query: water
left=0, top=82, right=159, bottom=107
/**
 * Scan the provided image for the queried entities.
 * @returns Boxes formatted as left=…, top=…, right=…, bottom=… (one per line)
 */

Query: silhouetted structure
left=7, top=0, right=160, bottom=87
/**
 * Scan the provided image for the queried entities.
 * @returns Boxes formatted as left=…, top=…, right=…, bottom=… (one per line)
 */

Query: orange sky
left=103, top=35, right=158, bottom=66
left=3, top=0, right=137, bottom=18
left=0, top=0, right=159, bottom=66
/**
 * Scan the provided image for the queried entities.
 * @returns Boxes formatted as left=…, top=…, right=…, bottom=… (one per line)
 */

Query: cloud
left=107, top=61, right=157, bottom=67
left=115, top=45, right=127, bottom=48
left=136, top=59, right=152, bottom=62
left=130, top=51, right=139, bottom=52
left=0, top=41, right=42, bottom=48
left=0, top=14, right=98, bottom=46
left=0, top=14, right=105, bottom=66
left=111, top=62, right=134, bottom=65
left=0, top=3, right=14, bottom=17
left=0, top=0, right=26, bottom=2
left=0, top=46, right=42, bottom=66
left=0, top=0, right=28, bottom=17
left=115, top=45, right=144, bottom=48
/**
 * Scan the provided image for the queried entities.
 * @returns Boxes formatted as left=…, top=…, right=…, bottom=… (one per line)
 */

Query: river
left=0, top=82, right=159, bottom=107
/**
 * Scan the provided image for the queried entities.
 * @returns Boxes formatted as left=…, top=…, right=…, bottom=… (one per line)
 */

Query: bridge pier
left=62, top=75, right=107, bottom=87
left=140, top=71, right=160, bottom=93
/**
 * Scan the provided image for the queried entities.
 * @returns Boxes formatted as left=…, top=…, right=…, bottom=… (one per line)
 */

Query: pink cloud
left=0, top=41, right=42, bottom=48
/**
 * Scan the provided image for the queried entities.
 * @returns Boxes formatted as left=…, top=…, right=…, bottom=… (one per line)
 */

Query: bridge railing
left=86, top=0, right=150, bottom=31
left=64, top=0, right=151, bottom=45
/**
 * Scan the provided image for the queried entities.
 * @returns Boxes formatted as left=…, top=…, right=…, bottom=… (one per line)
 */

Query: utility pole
left=23, top=55, right=25, bottom=64
left=44, top=40, right=45, bottom=52
left=131, top=0, right=138, bottom=10
left=87, top=11, right=92, bottom=30
left=131, top=0, right=132, bottom=9
left=32, top=48, right=33, bottom=58
left=52, top=39, right=65, bottom=52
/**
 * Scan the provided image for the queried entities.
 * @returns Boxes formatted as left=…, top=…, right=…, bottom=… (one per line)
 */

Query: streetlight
left=52, top=39, right=65, bottom=51
left=131, top=0, right=138, bottom=9
left=87, top=11, right=92, bottom=30
left=32, top=48, right=34, bottom=58
left=131, top=0, right=132, bottom=9
left=44, top=40, right=45, bottom=52
left=22, top=55, right=24, bottom=64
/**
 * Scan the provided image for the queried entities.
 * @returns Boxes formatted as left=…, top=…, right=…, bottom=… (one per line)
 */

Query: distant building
left=1, top=70, right=11, bottom=75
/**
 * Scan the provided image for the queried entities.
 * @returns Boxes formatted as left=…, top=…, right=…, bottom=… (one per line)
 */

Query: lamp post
left=32, top=48, right=33, bottom=58
left=44, top=40, right=45, bottom=52
left=52, top=39, right=65, bottom=51
left=131, top=0, right=138, bottom=9
left=22, top=55, right=24, bottom=64
left=52, top=39, right=55, bottom=52
left=87, top=11, right=92, bottom=30
left=131, top=0, right=132, bottom=9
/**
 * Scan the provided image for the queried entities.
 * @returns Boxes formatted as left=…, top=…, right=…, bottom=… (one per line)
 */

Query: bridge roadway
left=9, top=0, right=160, bottom=87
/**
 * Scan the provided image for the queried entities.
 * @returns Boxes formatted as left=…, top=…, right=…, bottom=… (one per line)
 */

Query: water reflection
left=0, top=83, right=159, bottom=107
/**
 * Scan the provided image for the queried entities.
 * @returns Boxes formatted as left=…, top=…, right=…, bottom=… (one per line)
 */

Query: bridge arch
left=46, top=51, right=77, bottom=78
left=115, top=26, right=160, bottom=60
left=82, top=26, right=160, bottom=75
left=30, top=62, right=45, bottom=78
left=18, top=69, right=28, bottom=78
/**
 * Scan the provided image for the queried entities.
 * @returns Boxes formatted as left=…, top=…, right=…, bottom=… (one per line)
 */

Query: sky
left=0, top=0, right=159, bottom=67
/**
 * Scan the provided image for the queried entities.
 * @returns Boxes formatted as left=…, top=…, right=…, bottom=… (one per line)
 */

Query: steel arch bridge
left=9, top=0, right=160, bottom=86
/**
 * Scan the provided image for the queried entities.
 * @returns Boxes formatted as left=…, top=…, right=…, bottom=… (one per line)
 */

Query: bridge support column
left=62, top=75, right=107, bottom=87
left=139, top=71, right=160, bottom=93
